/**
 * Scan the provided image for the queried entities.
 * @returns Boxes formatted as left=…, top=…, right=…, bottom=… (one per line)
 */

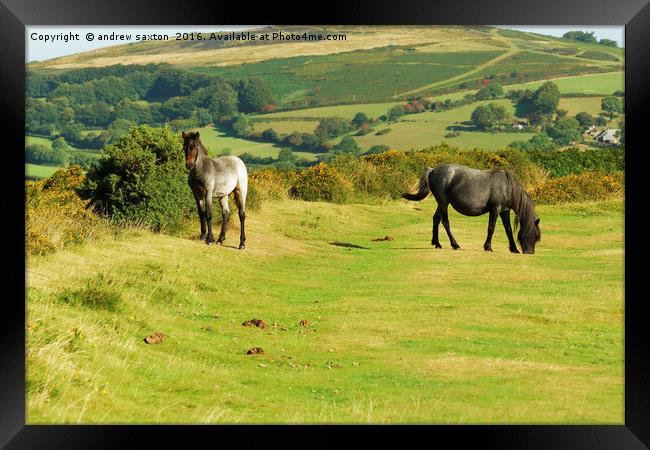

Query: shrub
left=289, top=163, right=352, bottom=203
left=530, top=171, right=624, bottom=204
left=247, top=167, right=297, bottom=210
left=26, top=166, right=111, bottom=256
left=527, top=147, right=624, bottom=177
left=78, top=125, right=194, bottom=232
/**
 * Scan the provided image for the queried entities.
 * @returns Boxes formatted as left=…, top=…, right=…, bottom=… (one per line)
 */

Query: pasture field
left=26, top=163, right=60, bottom=179
left=196, top=125, right=319, bottom=161
left=502, top=71, right=623, bottom=96
left=335, top=99, right=536, bottom=151
left=26, top=198, right=623, bottom=423
left=557, top=97, right=605, bottom=117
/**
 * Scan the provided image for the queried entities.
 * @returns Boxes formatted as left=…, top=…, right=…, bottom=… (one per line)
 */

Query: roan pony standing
left=182, top=131, right=248, bottom=249
left=402, top=164, right=541, bottom=254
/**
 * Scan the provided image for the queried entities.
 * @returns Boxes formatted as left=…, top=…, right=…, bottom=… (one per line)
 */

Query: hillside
left=26, top=198, right=624, bottom=423
left=29, top=26, right=623, bottom=105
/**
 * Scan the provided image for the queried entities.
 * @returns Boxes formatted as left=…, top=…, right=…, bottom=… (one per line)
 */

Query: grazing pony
left=402, top=164, right=540, bottom=254
left=182, top=131, right=248, bottom=249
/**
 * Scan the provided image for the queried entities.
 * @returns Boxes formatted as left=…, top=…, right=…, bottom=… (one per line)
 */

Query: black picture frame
left=3, top=0, right=648, bottom=447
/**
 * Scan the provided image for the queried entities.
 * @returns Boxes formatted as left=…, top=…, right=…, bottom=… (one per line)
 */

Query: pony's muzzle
left=185, top=162, right=194, bottom=170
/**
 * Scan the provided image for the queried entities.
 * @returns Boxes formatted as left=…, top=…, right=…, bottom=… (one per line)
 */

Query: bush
left=527, top=147, right=624, bottom=177
left=26, top=166, right=111, bottom=256
left=289, top=163, right=352, bottom=203
left=78, top=125, right=194, bottom=232
left=530, top=171, right=624, bottom=204
left=247, top=167, right=297, bottom=210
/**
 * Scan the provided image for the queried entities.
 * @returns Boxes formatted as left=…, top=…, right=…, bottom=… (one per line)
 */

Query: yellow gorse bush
left=26, top=166, right=112, bottom=256
left=530, top=171, right=624, bottom=204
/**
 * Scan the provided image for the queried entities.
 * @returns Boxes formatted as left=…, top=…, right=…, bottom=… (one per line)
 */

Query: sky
left=26, top=25, right=624, bottom=63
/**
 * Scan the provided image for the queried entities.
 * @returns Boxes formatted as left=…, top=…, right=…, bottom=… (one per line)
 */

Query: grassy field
left=25, top=135, right=103, bottom=179
left=196, top=125, right=319, bottom=161
left=26, top=163, right=61, bottom=179
left=26, top=197, right=623, bottom=424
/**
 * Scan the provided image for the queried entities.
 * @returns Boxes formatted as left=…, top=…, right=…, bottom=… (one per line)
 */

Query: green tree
left=548, top=117, right=581, bottom=145
left=352, top=112, right=369, bottom=127
left=333, top=136, right=361, bottom=155
left=262, top=128, right=279, bottom=142
left=277, top=148, right=296, bottom=162
left=575, top=112, right=596, bottom=128
left=236, top=76, right=275, bottom=113
left=475, top=82, right=504, bottom=100
left=599, top=38, right=618, bottom=47
left=231, top=113, right=252, bottom=136
left=470, top=103, right=509, bottom=129
left=563, top=31, right=597, bottom=43
left=78, top=125, right=193, bottom=231
left=314, top=118, right=351, bottom=142
left=533, top=82, right=560, bottom=116
left=387, top=105, right=405, bottom=121
left=601, top=96, right=623, bottom=120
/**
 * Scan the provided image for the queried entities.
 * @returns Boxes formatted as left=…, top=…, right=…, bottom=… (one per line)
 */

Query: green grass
left=558, top=97, right=605, bottom=117
left=196, top=125, right=320, bottom=161
left=504, top=72, right=623, bottom=96
left=26, top=163, right=61, bottom=179
left=26, top=198, right=623, bottom=423
left=342, top=99, right=535, bottom=151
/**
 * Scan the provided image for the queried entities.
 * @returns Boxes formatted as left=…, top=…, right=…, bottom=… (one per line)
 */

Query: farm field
left=196, top=125, right=319, bottom=161
left=26, top=163, right=60, bottom=179
left=25, top=135, right=102, bottom=179
left=26, top=198, right=624, bottom=423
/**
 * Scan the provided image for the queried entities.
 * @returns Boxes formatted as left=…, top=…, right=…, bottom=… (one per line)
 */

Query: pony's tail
left=402, top=167, right=433, bottom=201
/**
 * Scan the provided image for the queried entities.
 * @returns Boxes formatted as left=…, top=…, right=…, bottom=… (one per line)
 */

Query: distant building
left=511, top=121, right=527, bottom=130
left=585, top=125, right=598, bottom=136
left=596, top=129, right=619, bottom=145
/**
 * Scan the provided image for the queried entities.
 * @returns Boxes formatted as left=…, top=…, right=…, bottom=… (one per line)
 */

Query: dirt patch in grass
left=247, top=347, right=264, bottom=355
left=372, top=236, right=394, bottom=242
left=242, top=318, right=268, bottom=329
left=143, top=332, right=166, bottom=344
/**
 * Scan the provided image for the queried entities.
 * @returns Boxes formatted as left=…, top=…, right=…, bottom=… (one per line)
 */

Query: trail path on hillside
left=397, top=29, right=519, bottom=98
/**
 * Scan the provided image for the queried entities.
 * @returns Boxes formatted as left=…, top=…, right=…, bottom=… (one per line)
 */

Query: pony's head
left=517, top=214, right=541, bottom=254
left=510, top=175, right=541, bottom=254
left=181, top=131, right=201, bottom=170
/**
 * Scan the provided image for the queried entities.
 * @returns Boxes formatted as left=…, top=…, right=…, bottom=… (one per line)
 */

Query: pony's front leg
left=204, top=195, right=215, bottom=245
left=194, top=196, right=207, bottom=240
left=217, top=196, right=230, bottom=245
left=431, top=207, right=442, bottom=248
left=483, top=209, right=498, bottom=252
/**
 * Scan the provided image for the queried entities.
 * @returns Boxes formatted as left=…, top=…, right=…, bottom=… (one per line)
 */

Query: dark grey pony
left=402, top=164, right=540, bottom=254
left=182, top=131, right=248, bottom=249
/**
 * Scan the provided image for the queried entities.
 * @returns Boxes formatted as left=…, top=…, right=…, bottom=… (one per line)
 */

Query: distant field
left=26, top=163, right=61, bottom=179
left=251, top=120, right=318, bottom=135
left=196, top=125, right=320, bottom=161
left=25, top=135, right=100, bottom=158
left=504, top=72, right=623, bottom=96
left=558, top=97, right=605, bottom=117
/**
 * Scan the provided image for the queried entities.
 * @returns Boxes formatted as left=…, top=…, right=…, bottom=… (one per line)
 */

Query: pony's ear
left=182, top=131, right=188, bottom=139
left=535, top=217, right=540, bottom=225
left=194, top=131, right=200, bottom=139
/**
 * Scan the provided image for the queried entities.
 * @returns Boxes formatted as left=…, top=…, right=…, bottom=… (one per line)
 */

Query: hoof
left=199, top=234, right=207, bottom=241
left=452, top=246, right=461, bottom=250
left=238, top=245, right=246, bottom=250
left=510, top=248, right=520, bottom=254
left=432, top=242, right=442, bottom=249
left=484, top=247, right=493, bottom=252
left=205, top=236, right=215, bottom=245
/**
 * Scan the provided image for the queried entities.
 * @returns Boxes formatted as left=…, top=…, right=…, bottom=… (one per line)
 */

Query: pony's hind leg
left=431, top=207, right=442, bottom=248
left=234, top=188, right=246, bottom=250
left=439, top=204, right=460, bottom=249
left=483, top=209, right=498, bottom=252
left=217, top=196, right=230, bottom=245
